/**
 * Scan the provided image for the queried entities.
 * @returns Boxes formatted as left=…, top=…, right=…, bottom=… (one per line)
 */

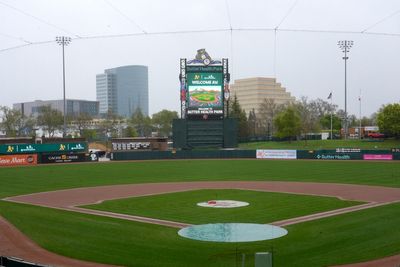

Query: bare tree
left=0, top=106, right=36, bottom=137
left=258, top=98, right=285, bottom=136
left=37, top=105, right=63, bottom=137
left=293, top=97, right=321, bottom=144
left=71, top=113, right=93, bottom=137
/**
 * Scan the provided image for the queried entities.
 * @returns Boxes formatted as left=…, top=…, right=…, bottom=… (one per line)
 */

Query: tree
left=130, top=108, right=153, bottom=137
left=81, top=129, right=97, bottom=141
left=123, top=125, right=138, bottom=137
left=71, top=113, right=93, bottom=137
left=274, top=106, right=301, bottom=142
left=37, top=105, right=63, bottom=137
left=248, top=108, right=257, bottom=137
left=320, top=114, right=342, bottom=131
left=377, top=103, right=400, bottom=138
left=361, top=116, right=374, bottom=127
left=258, top=98, right=284, bottom=136
left=293, top=97, right=321, bottom=144
left=98, top=109, right=122, bottom=138
left=151, top=109, right=178, bottom=137
left=0, top=106, right=36, bottom=137
left=229, top=94, right=249, bottom=139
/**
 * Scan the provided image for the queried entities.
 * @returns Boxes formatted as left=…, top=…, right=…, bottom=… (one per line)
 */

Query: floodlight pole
left=56, top=36, right=72, bottom=137
left=337, top=40, right=353, bottom=140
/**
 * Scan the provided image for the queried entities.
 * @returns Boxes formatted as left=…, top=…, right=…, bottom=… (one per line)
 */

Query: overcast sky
left=0, top=0, right=399, bottom=117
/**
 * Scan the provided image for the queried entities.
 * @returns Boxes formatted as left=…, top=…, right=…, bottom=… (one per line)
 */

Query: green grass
left=1, top=200, right=399, bottom=267
left=239, top=139, right=400, bottom=150
left=83, top=189, right=362, bottom=224
left=0, top=160, right=399, bottom=266
left=0, top=160, right=399, bottom=199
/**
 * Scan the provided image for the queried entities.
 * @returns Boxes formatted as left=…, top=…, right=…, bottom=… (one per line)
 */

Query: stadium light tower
left=56, top=36, right=72, bottom=137
left=337, top=40, right=354, bottom=140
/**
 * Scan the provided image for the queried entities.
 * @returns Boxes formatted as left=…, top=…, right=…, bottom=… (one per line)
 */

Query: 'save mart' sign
left=0, top=154, right=37, bottom=167
left=0, top=143, right=87, bottom=154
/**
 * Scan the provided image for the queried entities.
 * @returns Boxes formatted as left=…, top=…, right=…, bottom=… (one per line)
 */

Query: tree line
left=1, top=100, right=399, bottom=140
left=0, top=105, right=178, bottom=140
left=228, top=96, right=400, bottom=141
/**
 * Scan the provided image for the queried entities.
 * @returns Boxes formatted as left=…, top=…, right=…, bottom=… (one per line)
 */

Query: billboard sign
left=363, top=154, right=393, bottom=160
left=0, top=142, right=87, bottom=154
left=40, top=153, right=87, bottom=164
left=256, top=149, right=297, bottom=159
left=0, top=154, right=37, bottom=167
left=186, top=68, right=223, bottom=115
left=315, top=153, right=352, bottom=160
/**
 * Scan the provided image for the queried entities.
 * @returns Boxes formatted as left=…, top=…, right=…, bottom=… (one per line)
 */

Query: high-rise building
left=96, top=65, right=149, bottom=117
left=230, top=77, right=295, bottom=117
left=13, top=99, right=99, bottom=117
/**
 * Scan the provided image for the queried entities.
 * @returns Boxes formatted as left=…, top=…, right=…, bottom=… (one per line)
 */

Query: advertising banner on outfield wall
left=40, top=153, right=86, bottom=164
left=256, top=150, right=297, bottom=159
left=0, top=143, right=87, bottom=154
left=363, top=154, right=393, bottom=160
left=0, top=154, right=37, bottom=167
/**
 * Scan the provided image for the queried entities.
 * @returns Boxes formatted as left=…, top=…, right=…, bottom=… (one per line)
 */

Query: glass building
left=96, top=65, right=149, bottom=117
left=13, top=99, right=99, bottom=117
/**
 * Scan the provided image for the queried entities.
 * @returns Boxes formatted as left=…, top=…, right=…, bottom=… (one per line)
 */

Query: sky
left=0, top=0, right=399, bottom=117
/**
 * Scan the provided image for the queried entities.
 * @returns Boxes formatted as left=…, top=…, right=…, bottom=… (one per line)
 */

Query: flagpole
left=329, top=92, right=333, bottom=140
left=359, top=90, right=362, bottom=139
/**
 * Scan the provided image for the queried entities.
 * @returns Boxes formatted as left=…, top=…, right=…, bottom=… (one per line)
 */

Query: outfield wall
left=111, top=149, right=400, bottom=161
left=111, top=150, right=256, bottom=160
left=0, top=142, right=98, bottom=167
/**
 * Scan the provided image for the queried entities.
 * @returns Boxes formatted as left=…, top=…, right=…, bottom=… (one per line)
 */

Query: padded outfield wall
left=111, top=149, right=400, bottom=161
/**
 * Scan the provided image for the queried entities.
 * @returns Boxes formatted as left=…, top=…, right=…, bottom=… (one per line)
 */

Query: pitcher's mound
left=197, top=200, right=249, bottom=208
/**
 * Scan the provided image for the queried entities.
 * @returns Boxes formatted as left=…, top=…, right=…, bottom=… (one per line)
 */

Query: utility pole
left=56, top=36, right=72, bottom=137
left=337, top=40, right=354, bottom=140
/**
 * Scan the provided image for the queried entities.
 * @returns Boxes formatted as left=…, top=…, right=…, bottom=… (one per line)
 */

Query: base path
left=3, top=181, right=400, bottom=267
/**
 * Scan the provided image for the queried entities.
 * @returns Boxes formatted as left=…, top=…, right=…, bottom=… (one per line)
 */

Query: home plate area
left=197, top=200, right=249, bottom=208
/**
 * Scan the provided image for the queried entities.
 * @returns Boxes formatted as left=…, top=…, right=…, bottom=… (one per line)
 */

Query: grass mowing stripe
left=83, top=189, right=362, bottom=224
left=0, top=160, right=399, bottom=199
left=0, top=201, right=399, bottom=267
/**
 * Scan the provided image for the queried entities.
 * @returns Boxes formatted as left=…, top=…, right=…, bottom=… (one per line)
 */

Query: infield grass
left=83, top=189, right=362, bottom=224
left=0, top=200, right=399, bottom=267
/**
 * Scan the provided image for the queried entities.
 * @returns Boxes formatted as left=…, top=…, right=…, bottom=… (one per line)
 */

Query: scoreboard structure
left=173, top=49, right=237, bottom=149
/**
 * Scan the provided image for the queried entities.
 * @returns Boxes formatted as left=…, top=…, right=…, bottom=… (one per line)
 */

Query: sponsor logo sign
left=336, top=148, right=361, bottom=153
left=256, top=149, right=297, bottom=159
left=0, top=143, right=87, bottom=154
left=363, top=154, right=393, bottom=160
left=0, top=154, right=37, bottom=167
left=40, top=153, right=86, bottom=164
left=315, top=154, right=351, bottom=160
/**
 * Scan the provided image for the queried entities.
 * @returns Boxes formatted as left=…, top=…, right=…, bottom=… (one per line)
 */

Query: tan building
left=230, top=77, right=295, bottom=116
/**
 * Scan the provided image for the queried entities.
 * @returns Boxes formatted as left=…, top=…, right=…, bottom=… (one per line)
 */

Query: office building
left=13, top=99, right=99, bottom=117
left=96, top=65, right=148, bottom=117
left=230, top=77, right=296, bottom=117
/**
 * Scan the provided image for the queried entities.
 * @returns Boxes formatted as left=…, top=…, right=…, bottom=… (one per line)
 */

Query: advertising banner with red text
left=0, top=154, right=37, bottom=167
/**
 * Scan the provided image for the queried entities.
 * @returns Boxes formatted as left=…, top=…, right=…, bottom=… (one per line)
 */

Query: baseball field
left=0, top=159, right=400, bottom=267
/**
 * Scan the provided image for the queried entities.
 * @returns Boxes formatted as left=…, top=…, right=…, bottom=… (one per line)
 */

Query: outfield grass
left=239, top=139, right=400, bottom=150
left=0, top=200, right=399, bottom=267
left=0, top=160, right=399, bottom=266
left=83, top=189, right=362, bottom=224
left=0, top=160, right=399, bottom=199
